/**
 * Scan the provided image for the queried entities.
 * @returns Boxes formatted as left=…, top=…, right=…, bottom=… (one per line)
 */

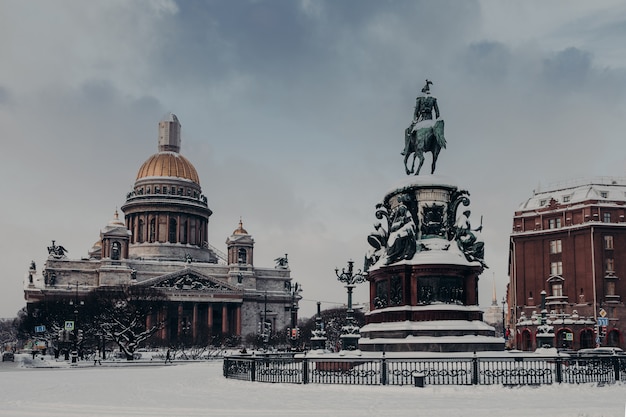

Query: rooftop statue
left=402, top=79, right=447, bottom=175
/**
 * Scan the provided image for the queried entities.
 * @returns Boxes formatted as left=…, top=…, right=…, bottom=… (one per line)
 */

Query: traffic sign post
left=598, top=317, right=609, bottom=326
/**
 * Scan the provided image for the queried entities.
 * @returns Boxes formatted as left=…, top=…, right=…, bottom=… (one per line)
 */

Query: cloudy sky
left=2, top=1, right=626, bottom=319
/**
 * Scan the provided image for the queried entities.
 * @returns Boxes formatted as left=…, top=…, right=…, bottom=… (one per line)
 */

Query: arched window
left=556, top=328, right=573, bottom=349
left=580, top=329, right=594, bottom=349
left=169, top=218, right=177, bottom=243
left=111, top=241, right=121, bottom=260
left=607, top=329, right=621, bottom=347
left=181, top=220, right=188, bottom=244
left=238, top=248, right=247, bottom=264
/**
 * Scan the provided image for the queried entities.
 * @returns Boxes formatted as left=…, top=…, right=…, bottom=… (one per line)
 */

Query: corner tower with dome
left=23, top=114, right=297, bottom=348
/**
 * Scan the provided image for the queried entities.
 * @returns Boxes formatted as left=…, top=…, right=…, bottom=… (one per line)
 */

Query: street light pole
left=335, top=260, right=367, bottom=351
left=68, top=282, right=84, bottom=363
left=288, top=283, right=302, bottom=350
left=501, top=296, right=506, bottom=340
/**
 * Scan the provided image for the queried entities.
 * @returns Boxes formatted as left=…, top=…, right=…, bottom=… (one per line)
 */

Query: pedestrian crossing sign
left=65, top=321, right=75, bottom=331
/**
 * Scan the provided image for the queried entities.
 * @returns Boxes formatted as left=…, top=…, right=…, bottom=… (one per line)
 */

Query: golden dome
left=233, top=219, right=248, bottom=235
left=136, top=152, right=200, bottom=184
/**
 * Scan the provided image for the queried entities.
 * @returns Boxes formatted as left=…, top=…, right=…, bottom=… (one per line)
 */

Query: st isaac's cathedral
left=23, top=114, right=296, bottom=346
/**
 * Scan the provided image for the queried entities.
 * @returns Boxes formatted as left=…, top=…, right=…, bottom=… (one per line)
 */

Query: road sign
left=64, top=321, right=75, bottom=331
left=34, top=325, right=46, bottom=333
left=598, top=317, right=609, bottom=326
left=565, top=332, right=573, bottom=341
left=599, top=308, right=607, bottom=318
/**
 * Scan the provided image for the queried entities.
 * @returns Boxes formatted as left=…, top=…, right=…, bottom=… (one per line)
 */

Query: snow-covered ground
left=0, top=355, right=625, bottom=417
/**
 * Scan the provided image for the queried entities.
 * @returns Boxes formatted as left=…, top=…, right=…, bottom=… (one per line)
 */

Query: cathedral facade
left=24, top=114, right=296, bottom=346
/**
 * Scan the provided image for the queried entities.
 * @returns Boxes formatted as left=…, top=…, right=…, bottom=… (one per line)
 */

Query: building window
left=550, top=261, right=563, bottom=276
left=563, top=195, right=570, bottom=203
left=238, top=248, right=247, bottom=264
left=604, top=235, right=614, bottom=250
left=548, top=276, right=565, bottom=298
left=600, top=191, right=608, bottom=198
left=549, top=240, right=562, bottom=254
left=168, top=218, right=177, bottom=243
left=540, top=200, right=546, bottom=206
left=181, top=220, right=188, bottom=244
left=111, top=241, right=121, bottom=260
left=606, top=258, right=615, bottom=272
left=548, top=218, right=562, bottom=229
left=603, top=212, right=611, bottom=223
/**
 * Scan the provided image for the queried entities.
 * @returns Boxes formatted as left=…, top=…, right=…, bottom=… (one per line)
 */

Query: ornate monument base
left=360, top=175, right=503, bottom=352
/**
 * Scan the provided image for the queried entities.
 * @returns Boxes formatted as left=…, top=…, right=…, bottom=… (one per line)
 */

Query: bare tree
left=90, top=286, right=167, bottom=360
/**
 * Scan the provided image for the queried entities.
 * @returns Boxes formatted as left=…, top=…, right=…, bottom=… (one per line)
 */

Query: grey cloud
left=0, top=86, right=12, bottom=105
left=541, top=47, right=592, bottom=90
left=463, top=41, right=511, bottom=81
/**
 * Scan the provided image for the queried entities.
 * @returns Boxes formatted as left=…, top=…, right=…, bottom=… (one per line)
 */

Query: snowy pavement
left=0, top=358, right=625, bottom=416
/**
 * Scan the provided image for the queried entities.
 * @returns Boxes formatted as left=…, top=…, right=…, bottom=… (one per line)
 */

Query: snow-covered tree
left=90, top=286, right=167, bottom=360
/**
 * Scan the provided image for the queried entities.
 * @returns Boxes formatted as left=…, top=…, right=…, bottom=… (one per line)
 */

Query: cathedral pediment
left=143, top=268, right=241, bottom=293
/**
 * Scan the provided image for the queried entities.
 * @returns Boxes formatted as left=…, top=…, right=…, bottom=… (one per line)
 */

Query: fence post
left=472, top=353, right=479, bottom=385
left=303, top=357, right=309, bottom=384
left=250, top=358, right=256, bottom=382
left=613, top=357, right=620, bottom=382
left=381, top=353, right=387, bottom=386
left=223, top=358, right=229, bottom=377
left=555, top=356, right=562, bottom=384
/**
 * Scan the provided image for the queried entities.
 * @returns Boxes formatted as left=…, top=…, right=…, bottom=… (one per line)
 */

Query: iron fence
left=223, top=353, right=626, bottom=386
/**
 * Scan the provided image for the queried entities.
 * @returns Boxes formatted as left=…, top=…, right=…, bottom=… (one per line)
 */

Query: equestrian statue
left=402, top=79, right=447, bottom=175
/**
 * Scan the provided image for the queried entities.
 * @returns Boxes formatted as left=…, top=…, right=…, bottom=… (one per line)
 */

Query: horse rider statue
left=402, top=79, right=439, bottom=156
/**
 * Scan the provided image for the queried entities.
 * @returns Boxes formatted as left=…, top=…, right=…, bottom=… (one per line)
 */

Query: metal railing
left=223, top=353, right=626, bottom=386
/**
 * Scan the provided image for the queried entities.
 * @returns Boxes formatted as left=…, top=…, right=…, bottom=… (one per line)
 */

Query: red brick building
left=508, top=178, right=626, bottom=351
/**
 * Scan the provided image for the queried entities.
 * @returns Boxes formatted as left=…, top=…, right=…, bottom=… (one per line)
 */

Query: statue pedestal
left=360, top=175, right=503, bottom=352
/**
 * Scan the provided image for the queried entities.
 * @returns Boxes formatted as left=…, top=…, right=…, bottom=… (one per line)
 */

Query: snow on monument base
left=361, top=175, right=503, bottom=352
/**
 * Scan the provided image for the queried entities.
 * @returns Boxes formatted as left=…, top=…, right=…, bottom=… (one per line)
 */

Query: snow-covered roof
left=518, top=177, right=626, bottom=211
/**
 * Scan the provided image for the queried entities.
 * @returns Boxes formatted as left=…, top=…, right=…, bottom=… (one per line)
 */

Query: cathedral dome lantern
left=121, top=114, right=216, bottom=263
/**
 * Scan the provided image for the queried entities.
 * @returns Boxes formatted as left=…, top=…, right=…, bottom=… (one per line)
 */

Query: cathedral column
left=235, top=305, right=242, bottom=336
left=177, top=303, right=183, bottom=338
left=207, top=304, right=213, bottom=338
left=177, top=214, right=182, bottom=243
left=192, top=303, right=198, bottom=343
left=222, top=304, right=229, bottom=334
left=159, top=306, right=168, bottom=340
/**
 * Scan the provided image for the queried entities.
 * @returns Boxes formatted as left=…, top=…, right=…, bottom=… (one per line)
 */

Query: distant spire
left=158, top=113, right=181, bottom=153
left=491, top=276, right=498, bottom=306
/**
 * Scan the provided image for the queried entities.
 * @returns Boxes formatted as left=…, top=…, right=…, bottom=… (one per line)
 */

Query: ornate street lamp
left=335, top=260, right=367, bottom=351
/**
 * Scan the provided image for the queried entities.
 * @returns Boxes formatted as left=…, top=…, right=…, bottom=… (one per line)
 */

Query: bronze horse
left=403, top=119, right=446, bottom=175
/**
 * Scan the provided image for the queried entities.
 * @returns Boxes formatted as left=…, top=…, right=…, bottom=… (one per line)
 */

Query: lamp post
left=501, top=296, right=506, bottom=340
left=67, top=282, right=84, bottom=363
left=286, top=283, right=302, bottom=350
left=335, top=260, right=367, bottom=351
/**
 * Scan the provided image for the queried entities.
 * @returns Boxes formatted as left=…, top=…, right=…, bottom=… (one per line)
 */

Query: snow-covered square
left=0, top=356, right=625, bottom=417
